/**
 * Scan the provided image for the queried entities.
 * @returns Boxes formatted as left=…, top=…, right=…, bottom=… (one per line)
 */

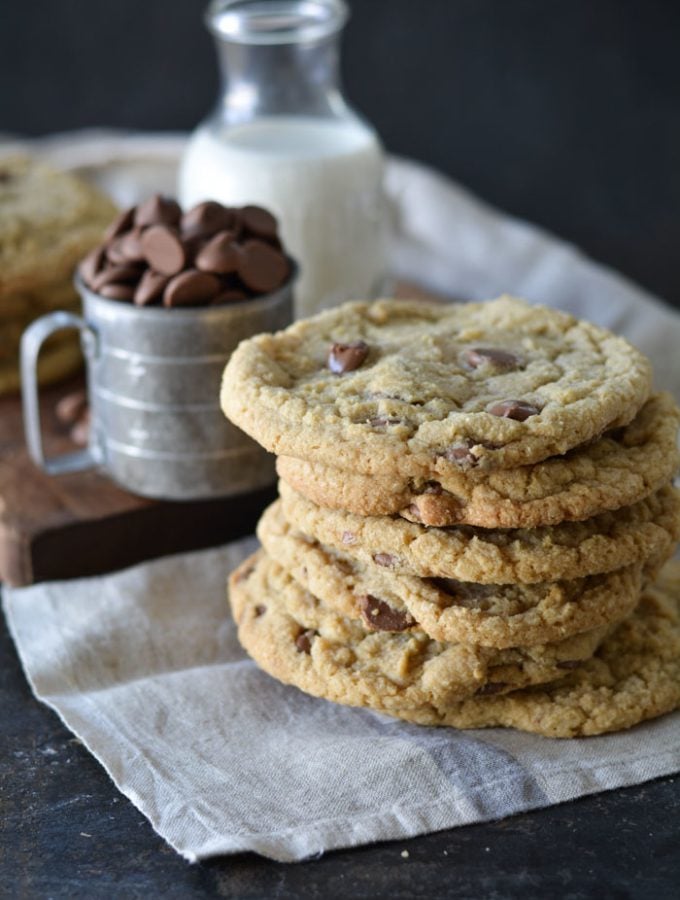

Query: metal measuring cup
left=20, top=271, right=294, bottom=500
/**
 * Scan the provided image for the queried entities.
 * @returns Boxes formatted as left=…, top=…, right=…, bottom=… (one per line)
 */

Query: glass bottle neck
left=214, top=32, right=347, bottom=123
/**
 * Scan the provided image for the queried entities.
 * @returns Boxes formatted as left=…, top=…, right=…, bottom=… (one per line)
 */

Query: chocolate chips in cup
left=79, top=196, right=291, bottom=307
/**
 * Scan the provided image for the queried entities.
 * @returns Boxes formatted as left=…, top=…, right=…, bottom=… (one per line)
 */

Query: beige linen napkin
left=3, top=131, right=680, bottom=861
left=4, top=542, right=680, bottom=863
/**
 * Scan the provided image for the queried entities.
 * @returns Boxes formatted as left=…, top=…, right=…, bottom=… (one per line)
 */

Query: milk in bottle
left=178, top=0, right=386, bottom=319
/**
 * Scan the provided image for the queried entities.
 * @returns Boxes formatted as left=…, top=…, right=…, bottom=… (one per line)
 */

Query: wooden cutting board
left=0, top=376, right=275, bottom=586
left=0, top=282, right=442, bottom=587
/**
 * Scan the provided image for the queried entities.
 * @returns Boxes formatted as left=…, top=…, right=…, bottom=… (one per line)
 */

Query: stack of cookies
left=0, top=155, right=117, bottom=395
left=222, top=297, right=680, bottom=738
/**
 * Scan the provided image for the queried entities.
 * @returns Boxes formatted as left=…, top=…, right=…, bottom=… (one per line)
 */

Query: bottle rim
left=206, top=0, right=349, bottom=45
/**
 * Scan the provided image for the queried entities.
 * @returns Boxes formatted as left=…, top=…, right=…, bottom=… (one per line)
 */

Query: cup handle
left=20, top=310, right=100, bottom=475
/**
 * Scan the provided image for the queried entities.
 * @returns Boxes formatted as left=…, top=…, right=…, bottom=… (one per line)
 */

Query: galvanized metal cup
left=20, top=272, right=294, bottom=500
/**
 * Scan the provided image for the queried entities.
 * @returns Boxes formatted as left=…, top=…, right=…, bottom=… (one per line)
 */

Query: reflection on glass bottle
left=179, top=0, right=386, bottom=319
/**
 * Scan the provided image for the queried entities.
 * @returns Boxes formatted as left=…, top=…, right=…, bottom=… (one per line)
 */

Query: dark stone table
left=1, top=614, right=678, bottom=899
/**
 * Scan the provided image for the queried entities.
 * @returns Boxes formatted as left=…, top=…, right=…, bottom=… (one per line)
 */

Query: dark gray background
left=2, top=0, right=679, bottom=306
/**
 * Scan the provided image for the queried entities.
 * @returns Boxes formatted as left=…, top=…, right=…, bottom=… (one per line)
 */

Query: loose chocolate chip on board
left=237, top=239, right=289, bottom=293
left=181, top=201, right=235, bottom=240
left=69, top=408, right=91, bottom=447
left=487, top=399, right=540, bottom=421
left=372, top=552, right=396, bottom=568
left=240, top=204, right=278, bottom=240
left=141, top=225, right=186, bottom=275
left=328, top=340, right=369, bottom=374
left=99, top=282, right=135, bottom=301
left=295, top=630, right=316, bottom=653
left=195, top=230, right=240, bottom=274
left=55, top=389, right=88, bottom=425
left=163, top=270, right=222, bottom=307
left=135, top=194, right=182, bottom=228
left=461, top=347, right=521, bottom=370
left=134, top=270, right=170, bottom=306
left=103, top=207, right=135, bottom=241
left=358, top=595, right=415, bottom=632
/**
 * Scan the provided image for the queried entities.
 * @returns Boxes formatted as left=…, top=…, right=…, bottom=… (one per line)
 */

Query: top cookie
left=221, top=297, right=652, bottom=474
left=0, top=155, right=117, bottom=297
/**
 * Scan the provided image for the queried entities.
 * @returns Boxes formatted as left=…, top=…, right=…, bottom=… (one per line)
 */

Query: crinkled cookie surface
left=276, top=393, right=680, bottom=527
left=258, top=500, right=644, bottom=648
left=221, top=297, right=653, bottom=475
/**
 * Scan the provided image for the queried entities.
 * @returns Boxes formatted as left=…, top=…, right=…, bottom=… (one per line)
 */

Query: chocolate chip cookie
left=230, top=550, right=612, bottom=711
left=278, top=480, right=680, bottom=585
left=276, top=392, right=680, bottom=527
left=394, top=562, right=680, bottom=737
left=257, top=500, right=646, bottom=648
left=0, top=155, right=116, bottom=394
left=221, top=297, right=652, bottom=476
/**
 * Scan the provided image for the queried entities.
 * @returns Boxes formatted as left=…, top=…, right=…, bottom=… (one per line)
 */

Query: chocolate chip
left=181, top=201, right=235, bottom=240
left=295, top=630, right=315, bottom=654
left=117, top=226, right=147, bottom=264
left=476, top=683, right=507, bottom=696
left=443, top=443, right=479, bottom=467
left=487, top=399, right=540, bottom=421
left=423, top=481, right=442, bottom=494
left=141, top=225, right=186, bottom=275
left=134, top=194, right=181, bottom=228
left=254, top=604, right=266, bottom=617
left=556, top=660, right=582, bottom=670
left=328, top=340, right=369, bottom=374
left=105, top=236, right=132, bottom=266
left=358, top=595, right=415, bottom=632
left=407, top=504, right=422, bottom=521
left=99, top=282, right=135, bottom=301
left=195, top=230, right=240, bottom=274
left=372, top=553, right=396, bottom=568
left=103, top=207, right=135, bottom=241
left=163, top=270, right=221, bottom=307
left=55, top=389, right=87, bottom=425
left=91, top=264, right=141, bottom=292
left=240, top=204, right=278, bottom=240
left=134, top=270, right=170, bottom=306
left=79, top=246, right=106, bottom=286
left=461, top=347, right=521, bottom=371
left=237, top=239, right=289, bottom=293
left=341, top=531, right=356, bottom=545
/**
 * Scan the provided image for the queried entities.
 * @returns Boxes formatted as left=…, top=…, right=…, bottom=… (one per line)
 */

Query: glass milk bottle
left=178, top=0, right=386, bottom=319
